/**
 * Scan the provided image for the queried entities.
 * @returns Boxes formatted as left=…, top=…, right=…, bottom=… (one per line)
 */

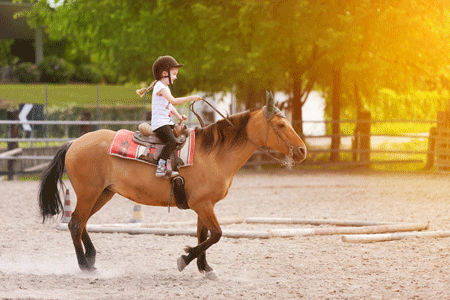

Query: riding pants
left=154, top=124, right=176, bottom=161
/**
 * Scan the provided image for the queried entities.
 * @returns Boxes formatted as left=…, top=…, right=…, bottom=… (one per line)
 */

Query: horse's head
left=249, top=92, right=307, bottom=164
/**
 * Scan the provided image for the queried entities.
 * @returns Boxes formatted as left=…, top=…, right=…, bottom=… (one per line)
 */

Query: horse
left=38, top=96, right=307, bottom=280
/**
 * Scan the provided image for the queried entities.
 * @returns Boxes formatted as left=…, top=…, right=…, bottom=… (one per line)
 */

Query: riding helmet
left=152, top=56, right=184, bottom=80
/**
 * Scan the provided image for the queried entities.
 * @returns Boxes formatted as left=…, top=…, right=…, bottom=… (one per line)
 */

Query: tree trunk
left=292, top=67, right=304, bottom=137
left=354, top=82, right=362, bottom=116
left=330, top=67, right=341, bottom=162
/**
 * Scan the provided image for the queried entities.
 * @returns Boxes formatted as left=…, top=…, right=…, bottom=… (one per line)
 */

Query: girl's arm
left=170, top=104, right=187, bottom=120
left=159, top=88, right=201, bottom=105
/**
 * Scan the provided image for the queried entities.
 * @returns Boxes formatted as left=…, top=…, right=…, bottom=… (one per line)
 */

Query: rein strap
left=189, top=99, right=294, bottom=167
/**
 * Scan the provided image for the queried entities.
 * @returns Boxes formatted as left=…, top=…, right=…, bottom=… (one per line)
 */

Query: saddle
left=132, top=122, right=189, bottom=173
left=132, top=122, right=190, bottom=210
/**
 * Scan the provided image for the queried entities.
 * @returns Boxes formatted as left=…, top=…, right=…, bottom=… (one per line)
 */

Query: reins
left=189, top=99, right=234, bottom=128
left=189, top=99, right=294, bottom=167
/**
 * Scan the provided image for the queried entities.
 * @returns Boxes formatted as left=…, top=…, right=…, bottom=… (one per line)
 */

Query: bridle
left=190, top=99, right=295, bottom=167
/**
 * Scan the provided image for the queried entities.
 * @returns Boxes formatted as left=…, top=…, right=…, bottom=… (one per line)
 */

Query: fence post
left=7, top=109, right=19, bottom=180
left=358, top=111, right=371, bottom=163
left=96, top=86, right=100, bottom=130
left=80, top=111, right=91, bottom=136
left=425, top=127, right=436, bottom=170
left=45, top=84, right=49, bottom=146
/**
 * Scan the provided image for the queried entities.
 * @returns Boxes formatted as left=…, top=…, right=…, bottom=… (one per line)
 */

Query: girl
left=136, top=55, right=201, bottom=178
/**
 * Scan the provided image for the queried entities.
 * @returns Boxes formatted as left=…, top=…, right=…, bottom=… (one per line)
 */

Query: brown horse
left=38, top=98, right=306, bottom=279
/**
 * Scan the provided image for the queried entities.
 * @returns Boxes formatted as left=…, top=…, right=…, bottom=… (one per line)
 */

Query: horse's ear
left=266, top=91, right=274, bottom=112
left=264, top=90, right=284, bottom=120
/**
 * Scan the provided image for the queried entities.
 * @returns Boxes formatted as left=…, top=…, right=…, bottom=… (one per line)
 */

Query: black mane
left=195, top=110, right=251, bottom=154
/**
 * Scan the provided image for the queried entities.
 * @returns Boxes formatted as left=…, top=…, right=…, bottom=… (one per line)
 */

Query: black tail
left=38, top=142, right=72, bottom=223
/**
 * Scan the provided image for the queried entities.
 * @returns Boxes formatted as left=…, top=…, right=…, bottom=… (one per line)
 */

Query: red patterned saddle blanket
left=108, top=129, right=195, bottom=166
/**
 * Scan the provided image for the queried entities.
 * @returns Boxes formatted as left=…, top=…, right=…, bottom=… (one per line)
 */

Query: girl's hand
left=136, top=87, right=148, bottom=97
left=191, top=95, right=202, bottom=102
left=180, top=115, right=188, bottom=121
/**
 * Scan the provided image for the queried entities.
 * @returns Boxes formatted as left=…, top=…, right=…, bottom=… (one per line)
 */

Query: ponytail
left=136, top=80, right=157, bottom=97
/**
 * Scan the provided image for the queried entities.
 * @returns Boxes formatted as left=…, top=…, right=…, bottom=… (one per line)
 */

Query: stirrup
left=165, top=159, right=178, bottom=178
left=169, top=170, right=179, bottom=178
left=155, top=164, right=166, bottom=178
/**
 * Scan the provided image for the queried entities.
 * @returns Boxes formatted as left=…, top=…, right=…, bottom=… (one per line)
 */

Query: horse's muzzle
left=293, top=146, right=307, bottom=163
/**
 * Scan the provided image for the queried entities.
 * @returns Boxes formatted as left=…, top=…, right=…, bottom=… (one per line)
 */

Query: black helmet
left=152, top=56, right=184, bottom=80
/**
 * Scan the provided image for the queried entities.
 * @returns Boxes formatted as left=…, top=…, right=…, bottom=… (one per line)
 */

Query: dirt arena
left=1, top=170, right=450, bottom=299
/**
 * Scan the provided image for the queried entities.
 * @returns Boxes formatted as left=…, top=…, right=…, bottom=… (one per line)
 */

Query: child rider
left=136, top=55, right=201, bottom=178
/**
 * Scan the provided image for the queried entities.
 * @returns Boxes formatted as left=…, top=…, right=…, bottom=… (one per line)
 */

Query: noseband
left=190, top=99, right=296, bottom=167
left=257, top=110, right=296, bottom=167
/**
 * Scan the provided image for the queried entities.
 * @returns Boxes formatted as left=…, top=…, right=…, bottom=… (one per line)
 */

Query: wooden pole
left=141, top=217, right=245, bottom=228
left=342, top=230, right=450, bottom=243
left=0, top=148, right=23, bottom=158
left=57, top=223, right=273, bottom=239
left=56, top=222, right=428, bottom=239
left=268, top=223, right=428, bottom=237
left=425, top=127, right=436, bottom=170
left=244, top=217, right=396, bottom=227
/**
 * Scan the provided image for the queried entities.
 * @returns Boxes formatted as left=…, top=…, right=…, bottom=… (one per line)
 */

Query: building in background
left=189, top=90, right=325, bottom=136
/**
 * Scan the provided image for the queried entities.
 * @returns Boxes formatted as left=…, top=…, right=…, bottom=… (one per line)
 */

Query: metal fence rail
left=0, top=119, right=436, bottom=177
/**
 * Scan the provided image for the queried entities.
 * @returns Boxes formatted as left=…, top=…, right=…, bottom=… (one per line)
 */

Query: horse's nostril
left=300, top=147, right=306, bottom=156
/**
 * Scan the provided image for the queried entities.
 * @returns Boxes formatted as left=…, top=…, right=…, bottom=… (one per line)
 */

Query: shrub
left=38, top=55, right=75, bottom=83
left=73, top=64, right=102, bottom=83
left=13, top=62, right=40, bottom=83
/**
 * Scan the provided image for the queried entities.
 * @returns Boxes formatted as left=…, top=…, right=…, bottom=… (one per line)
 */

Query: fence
left=0, top=117, right=437, bottom=179
left=299, top=119, right=435, bottom=168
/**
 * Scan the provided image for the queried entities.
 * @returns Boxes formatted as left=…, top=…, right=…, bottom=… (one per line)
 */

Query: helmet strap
left=168, top=70, right=174, bottom=92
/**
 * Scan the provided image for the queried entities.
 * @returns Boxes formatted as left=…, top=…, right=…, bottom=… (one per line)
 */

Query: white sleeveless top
left=151, top=81, right=174, bottom=130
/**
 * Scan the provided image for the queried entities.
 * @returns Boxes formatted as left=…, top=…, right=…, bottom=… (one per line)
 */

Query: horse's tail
left=38, top=142, right=72, bottom=223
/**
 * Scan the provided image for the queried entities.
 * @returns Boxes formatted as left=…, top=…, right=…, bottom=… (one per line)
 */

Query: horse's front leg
left=195, top=216, right=219, bottom=280
left=177, top=201, right=221, bottom=280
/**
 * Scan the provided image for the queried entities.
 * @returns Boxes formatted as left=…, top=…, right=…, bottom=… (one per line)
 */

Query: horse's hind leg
left=81, top=189, right=116, bottom=267
left=69, top=188, right=114, bottom=271
left=68, top=211, right=92, bottom=271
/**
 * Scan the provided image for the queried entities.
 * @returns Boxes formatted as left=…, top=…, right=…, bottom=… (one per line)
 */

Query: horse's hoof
left=177, top=256, right=187, bottom=272
left=86, top=258, right=96, bottom=268
left=80, top=265, right=97, bottom=272
left=205, top=269, right=220, bottom=280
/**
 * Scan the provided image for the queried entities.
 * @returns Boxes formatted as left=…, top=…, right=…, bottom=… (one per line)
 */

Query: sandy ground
left=1, top=170, right=450, bottom=299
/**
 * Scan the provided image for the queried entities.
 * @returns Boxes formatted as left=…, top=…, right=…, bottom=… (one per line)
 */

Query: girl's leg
left=154, top=125, right=177, bottom=161
left=154, top=125, right=178, bottom=177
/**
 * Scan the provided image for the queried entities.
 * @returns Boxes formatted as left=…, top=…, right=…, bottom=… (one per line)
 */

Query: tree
left=309, top=0, right=450, bottom=161
left=18, top=0, right=450, bottom=153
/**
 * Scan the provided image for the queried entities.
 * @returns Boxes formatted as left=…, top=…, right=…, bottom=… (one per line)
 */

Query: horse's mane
left=195, top=110, right=252, bottom=154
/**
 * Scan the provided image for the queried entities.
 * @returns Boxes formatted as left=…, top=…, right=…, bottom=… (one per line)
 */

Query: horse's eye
left=277, top=123, right=285, bottom=128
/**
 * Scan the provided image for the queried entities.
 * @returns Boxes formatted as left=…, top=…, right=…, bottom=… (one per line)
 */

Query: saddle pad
left=108, top=129, right=195, bottom=167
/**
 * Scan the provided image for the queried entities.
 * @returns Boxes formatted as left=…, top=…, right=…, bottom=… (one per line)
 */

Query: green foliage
left=369, top=89, right=449, bottom=120
left=38, top=55, right=75, bottom=83
left=13, top=62, right=40, bottom=83
left=73, top=64, right=102, bottom=84
left=17, top=0, right=450, bottom=116
left=0, top=39, right=19, bottom=67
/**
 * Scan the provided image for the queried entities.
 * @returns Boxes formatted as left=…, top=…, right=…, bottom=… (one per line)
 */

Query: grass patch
left=18, top=173, right=68, bottom=181
left=303, top=137, right=428, bottom=172
left=0, top=83, right=144, bottom=107
left=0, top=141, right=66, bottom=149
left=370, top=139, right=428, bottom=172
left=336, top=122, right=432, bottom=137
